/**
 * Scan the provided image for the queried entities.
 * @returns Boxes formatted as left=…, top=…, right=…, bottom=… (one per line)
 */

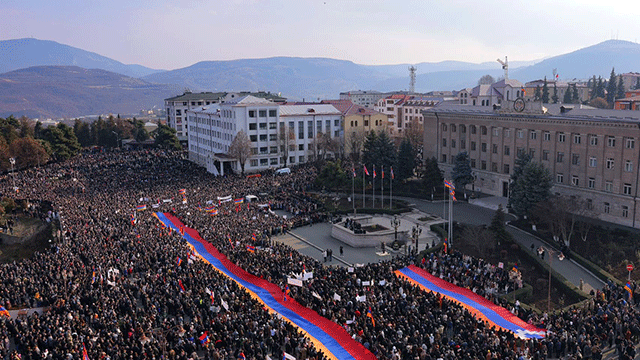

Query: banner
left=395, top=265, right=545, bottom=339
left=155, top=212, right=376, bottom=360
left=287, top=278, right=303, bottom=287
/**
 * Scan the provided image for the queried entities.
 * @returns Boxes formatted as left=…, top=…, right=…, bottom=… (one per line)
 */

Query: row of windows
left=249, top=156, right=305, bottom=167
left=441, top=124, right=636, bottom=148
left=248, top=109, right=278, bottom=118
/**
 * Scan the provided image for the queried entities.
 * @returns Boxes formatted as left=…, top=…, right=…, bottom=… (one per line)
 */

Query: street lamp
left=412, top=225, right=422, bottom=255
left=537, top=245, right=565, bottom=313
left=9, top=157, right=16, bottom=191
left=111, top=131, right=120, bottom=148
left=390, top=215, right=400, bottom=241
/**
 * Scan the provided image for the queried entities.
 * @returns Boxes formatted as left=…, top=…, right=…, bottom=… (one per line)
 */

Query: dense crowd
left=0, top=150, right=639, bottom=360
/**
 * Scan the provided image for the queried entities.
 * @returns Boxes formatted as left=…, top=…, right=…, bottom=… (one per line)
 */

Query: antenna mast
left=496, top=56, right=508, bottom=80
left=409, top=65, right=417, bottom=93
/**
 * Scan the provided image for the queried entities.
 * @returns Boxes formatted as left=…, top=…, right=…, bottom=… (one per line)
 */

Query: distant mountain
left=0, top=38, right=163, bottom=78
left=142, top=57, right=394, bottom=101
left=0, top=66, right=177, bottom=119
left=511, top=40, right=640, bottom=81
left=366, top=59, right=539, bottom=78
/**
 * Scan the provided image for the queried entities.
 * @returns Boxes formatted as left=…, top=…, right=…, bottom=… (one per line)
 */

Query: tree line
left=0, top=115, right=181, bottom=172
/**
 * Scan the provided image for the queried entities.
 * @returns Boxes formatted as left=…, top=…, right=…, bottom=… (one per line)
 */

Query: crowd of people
left=0, top=150, right=639, bottom=360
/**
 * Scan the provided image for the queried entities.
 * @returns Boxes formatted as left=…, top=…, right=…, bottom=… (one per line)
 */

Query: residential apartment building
left=322, top=99, right=387, bottom=157
left=339, top=91, right=387, bottom=108
left=186, top=96, right=340, bottom=175
left=615, top=90, right=640, bottom=110
left=165, top=92, right=226, bottom=141
left=423, top=101, right=640, bottom=228
left=166, top=91, right=286, bottom=143
left=619, top=72, right=640, bottom=92
left=374, top=94, right=453, bottom=137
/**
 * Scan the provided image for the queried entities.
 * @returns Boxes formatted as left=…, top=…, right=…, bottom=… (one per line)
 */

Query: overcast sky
left=1, top=0, right=638, bottom=70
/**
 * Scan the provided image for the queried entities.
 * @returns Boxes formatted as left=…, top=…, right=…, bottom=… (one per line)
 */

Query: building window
left=502, top=146, right=509, bottom=155
left=481, top=160, right=487, bottom=170
left=299, top=155, right=305, bottom=162
left=270, top=157, right=278, bottom=165
left=289, top=156, right=295, bottom=164
left=606, top=158, right=614, bottom=169
left=586, top=199, right=593, bottom=209
left=556, top=173, right=564, bottom=183
left=604, top=202, right=610, bottom=214
left=542, top=150, right=549, bottom=161
left=626, top=138, right=635, bottom=149
left=250, top=159, right=258, bottom=167
left=605, top=181, right=613, bottom=192
left=571, top=154, right=580, bottom=166
left=298, top=121, right=304, bottom=139
left=491, top=144, right=498, bottom=154
left=517, top=129, right=524, bottom=138
left=517, top=147, right=525, bottom=156
left=573, top=134, right=581, bottom=144
left=558, top=133, right=566, bottom=142
left=441, top=154, right=447, bottom=163
left=530, top=131, right=537, bottom=140
left=269, top=122, right=277, bottom=129
left=269, top=109, right=277, bottom=117
left=259, top=147, right=268, bottom=154
left=626, top=160, right=633, bottom=172
left=470, top=125, right=477, bottom=134
left=298, top=144, right=304, bottom=151
left=460, top=125, right=466, bottom=133
left=482, top=143, right=487, bottom=152
left=504, top=129, right=510, bottom=138
left=481, top=126, right=487, bottom=135
left=589, top=157, right=597, bottom=167
left=451, top=140, right=456, bottom=148
left=460, top=139, right=466, bottom=149
left=250, top=135, right=258, bottom=142
left=471, top=141, right=476, bottom=151
left=544, top=132, right=551, bottom=141
left=260, top=158, right=268, bottom=166
left=269, top=134, right=277, bottom=141
left=556, top=152, right=564, bottom=163
left=572, top=175, right=579, bottom=186
left=503, top=164, right=510, bottom=174
left=624, top=183, right=632, bottom=195
left=259, top=134, right=267, bottom=141
left=249, top=110, right=256, bottom=118
left=258, top=110, right=267, bottom=117
left=308, top=121, right=314, bottom=138
left=470, top=159, right=476, bottom=168
left=588, top=178, right=595, bottom=189
left=622, top=205, right=630, bottom=218
left=451, top=124, right=457, bottom=132
left=493, top=128, right=499, bottom=136
left=608, top=136, right=616, bottom=147
left=442, top=124, right=448, bottom=131
left=491, top=162, right=498, bottom=172
left=529, top=149, right=536, bottom=158
left=442, top=139, right=447, bottom=147
left=249, top=123, right=257, bottom=130
left=259, top=123, right=267, bottom=130
left=589, top=135, right=598, bottom=146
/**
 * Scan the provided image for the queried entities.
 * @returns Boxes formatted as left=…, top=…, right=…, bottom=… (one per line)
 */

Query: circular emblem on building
left=514, top=97, right=525, bottom=112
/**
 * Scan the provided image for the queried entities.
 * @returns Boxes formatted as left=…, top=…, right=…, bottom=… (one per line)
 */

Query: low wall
left=331, top=223, right=408, bottom=248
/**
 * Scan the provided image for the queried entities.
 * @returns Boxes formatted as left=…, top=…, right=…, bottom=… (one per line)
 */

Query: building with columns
left=423, top=101, right=640, bottom=228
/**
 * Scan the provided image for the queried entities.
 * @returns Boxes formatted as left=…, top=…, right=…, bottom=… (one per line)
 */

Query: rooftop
left=165, top=92, right=226, bottom=102
left=279, top=104, right=340, bottom=116
left=321, top=99, right=381, bottom=116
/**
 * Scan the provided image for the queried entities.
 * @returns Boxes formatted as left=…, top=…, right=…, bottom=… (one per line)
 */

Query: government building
left=423, top=101, right=640, bottom=228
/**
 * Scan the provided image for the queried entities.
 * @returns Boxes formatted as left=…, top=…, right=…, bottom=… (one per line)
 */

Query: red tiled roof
left=321, top=100, right=381, bottom=116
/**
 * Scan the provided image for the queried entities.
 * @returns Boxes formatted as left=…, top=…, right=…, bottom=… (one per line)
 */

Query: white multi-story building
left=165, top=92, right=226, bottom=142
left=186, top=95, right=341, bottom=175
left=340, top=90, right=386, bottom=108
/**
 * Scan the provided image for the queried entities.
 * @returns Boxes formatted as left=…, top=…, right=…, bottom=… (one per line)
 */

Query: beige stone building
left=423, top=101, right=640, bottom=228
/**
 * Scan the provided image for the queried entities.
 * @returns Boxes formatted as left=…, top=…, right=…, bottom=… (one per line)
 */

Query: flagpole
left=362, top=164, right=365, bottom=208
left=380, top=166, right=384, bottom=209
left=390, top=169, right=393, bottom=209
left=372, top=165, right=375, bottom=208
left=352, top=166, right=356, bottom=214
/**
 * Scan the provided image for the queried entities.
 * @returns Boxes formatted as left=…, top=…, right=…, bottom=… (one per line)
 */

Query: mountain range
left=1, top=38, right=639, bottom=119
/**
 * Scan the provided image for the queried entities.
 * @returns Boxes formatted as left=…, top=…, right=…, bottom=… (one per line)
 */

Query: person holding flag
left=366, top=307, right=375, bottom=327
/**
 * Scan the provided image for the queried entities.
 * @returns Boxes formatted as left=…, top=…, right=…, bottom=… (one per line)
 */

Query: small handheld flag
left=364, top=165, right=370, bottom=176
left=136, top=205, right=147, bottom=211
left=199, top=332, right=210, bottom=345
left=82, top=342, right=90, bottom=360
left=179, top=188, right=186, bottom=195
left=234, top=198, right=244, bottom=204
left=390, top=166, right=394, bottom=179
left=373, top=165, right=376, bottom=178
left=179, top=280, right=186, bottom=293
left=366, top=307, right=375, bottom=327
left=625, top=282, right=633, bottom=299
left=246, top=245, right=256, bottom=253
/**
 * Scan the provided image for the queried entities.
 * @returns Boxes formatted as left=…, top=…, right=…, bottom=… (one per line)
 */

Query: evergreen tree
left=315, top=160, right=348, bottom=193
left=451, top=152, right=474, bottom=197
left=534, top=85, right=541, bottom=101
left=563, top=84, right=573, bottom=104
left=489, top=204, right=512, bottom=245
left=395, top=138, right=415, bottom=182
left=421, top=157, right=443, bottom=193
left=542, top=77, right=550, bottom=103
left=40, top=123, right=81, bottom=160
left=617, top=76, right=626, bottom=100
left=606, top=68, right=617, bottom=105
left=552, top=83, right=559, bottom=104
left=361, top=130, right=378, bottom=168
left=571, top=83, right=580, bottom=104
left=374, top=131, right=396, bottom=170
left=508, top=161, right=552, bottom=218
left=596, top=76, right=605, bottom=98
left=153, top=124, right=182, bottom=151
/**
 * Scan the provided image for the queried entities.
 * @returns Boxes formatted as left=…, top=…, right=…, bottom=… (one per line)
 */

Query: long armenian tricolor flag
left=154, top=212, right=376, bottom=360
left=395, top=265, right=545, bottom=339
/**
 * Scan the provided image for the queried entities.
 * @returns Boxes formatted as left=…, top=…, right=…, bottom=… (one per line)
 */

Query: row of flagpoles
left=351, top=164, right=395, bottom=212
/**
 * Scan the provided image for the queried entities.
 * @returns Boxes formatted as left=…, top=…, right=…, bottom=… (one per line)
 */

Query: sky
left=1, top=0, right=639, bottom=70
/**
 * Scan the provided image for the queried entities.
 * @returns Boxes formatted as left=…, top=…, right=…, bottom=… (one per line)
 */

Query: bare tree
left=228, top=130, right=252, bottom=175
left=478, top=74, right=496, bottom=85
left=279, top=125, right=296, bottom=167
left=346, top=129, right=366, bottom=163
left=535, top=196, right=593, bottom=247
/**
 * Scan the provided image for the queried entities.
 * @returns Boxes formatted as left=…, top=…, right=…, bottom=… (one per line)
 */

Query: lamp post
left=537, top=245, right=565, bottom=313
left=412, top=225, right=422, bottom=255
left=390, top=215, right=401, bottom=254
left=111, top=131, right=120, bottom=148
left=9, top=157, right=15, bottom=191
